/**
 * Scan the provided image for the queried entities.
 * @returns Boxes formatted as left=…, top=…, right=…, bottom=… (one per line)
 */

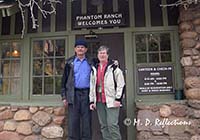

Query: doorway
left=77, top=33, right=127, bottom=140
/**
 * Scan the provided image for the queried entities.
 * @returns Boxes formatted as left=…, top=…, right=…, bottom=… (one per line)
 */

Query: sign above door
left=74, top=13, right=126, bottom=29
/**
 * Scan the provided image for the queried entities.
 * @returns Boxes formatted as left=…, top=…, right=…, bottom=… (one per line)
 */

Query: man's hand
left=114, top=101, right=121, bottom=107
left=114, top=60, right=119, bottom=66
left=90, top=103, right=96, bottom=111
left=63, top=99, right=68, bottom=107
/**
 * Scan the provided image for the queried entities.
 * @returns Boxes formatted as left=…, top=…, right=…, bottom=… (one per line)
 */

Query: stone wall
left=0, top=105, right=66, bottom=140
left=136, top=101, right=200, bottom=140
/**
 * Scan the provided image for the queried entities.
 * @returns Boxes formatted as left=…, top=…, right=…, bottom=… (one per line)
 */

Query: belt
left=75, top=88, right=90, bottom=91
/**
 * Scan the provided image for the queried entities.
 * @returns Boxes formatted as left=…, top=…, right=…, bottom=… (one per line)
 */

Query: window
left=103, top=0, right=113, bottom=13
left=32, top=39, right=65, bottom=96
left=1, top=16, right=11, bottom=35
left=136, top=33, right=172, bottom=63
left=56, top=0, right=67, bottom=31
left=134, top=0, right=145, bottom=27
left=118, top=0, right=129, bottom=27
left=71, top=0, right=82, bottom=30
left=150, top=0, right=163, bottom=26
left=42, top=0, right=51, bottom=32
left=87, top=0, right=97, bottom=14
left=133, top=0, right=179, bottom=27
left=0, top=41, right=21, bottom=96
left=15, top=12, right=23, bottom=34
left=167, top=0, right=179, bottom=26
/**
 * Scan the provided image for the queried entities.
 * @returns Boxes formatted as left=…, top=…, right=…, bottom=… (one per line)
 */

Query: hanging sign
left=74, top=13, right=126, bottom=28
left=137, top=65, right=174, bottom=94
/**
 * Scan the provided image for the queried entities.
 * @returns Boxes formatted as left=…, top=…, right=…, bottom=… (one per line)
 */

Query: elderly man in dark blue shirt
left=61, top=40, right=92, bottom=140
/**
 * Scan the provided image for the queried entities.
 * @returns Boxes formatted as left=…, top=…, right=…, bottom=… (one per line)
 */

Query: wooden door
left=77, top=33, right=127, bottom=140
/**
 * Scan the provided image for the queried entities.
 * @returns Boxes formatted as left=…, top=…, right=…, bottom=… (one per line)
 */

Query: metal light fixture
left=84, top=30, right=98, bottom=39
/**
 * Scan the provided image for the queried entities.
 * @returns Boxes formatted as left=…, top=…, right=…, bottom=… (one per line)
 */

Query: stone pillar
left=179, top=4, right=200, bottom=100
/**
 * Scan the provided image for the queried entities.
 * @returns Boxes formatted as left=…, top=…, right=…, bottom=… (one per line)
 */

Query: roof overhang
left=0, top=1, right=19, bottom=17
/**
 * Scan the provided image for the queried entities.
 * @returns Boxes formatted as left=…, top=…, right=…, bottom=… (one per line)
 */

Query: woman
left=89, top=45, right=125, bottom=140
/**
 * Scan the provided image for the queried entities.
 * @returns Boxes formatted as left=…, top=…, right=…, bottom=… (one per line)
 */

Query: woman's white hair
left=97, top=45, right=110, bottom=54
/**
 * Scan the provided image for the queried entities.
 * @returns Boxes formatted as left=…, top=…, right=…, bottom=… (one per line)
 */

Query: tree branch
left=17, top=0, right=61, bottom=38
left=160, top=0, right=200, bottom=9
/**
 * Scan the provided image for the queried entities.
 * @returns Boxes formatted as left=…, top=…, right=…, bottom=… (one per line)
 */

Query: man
left=89, top=45, right=125, bottom=140
left=61, top=40, right=92, bottom=140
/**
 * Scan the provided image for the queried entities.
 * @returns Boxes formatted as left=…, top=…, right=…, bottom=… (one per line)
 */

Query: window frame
left=30, top=37, right=68, bottom=101
left=135, top=32, right=172, bottom=63
left=0, top=40, right=23, bottom=100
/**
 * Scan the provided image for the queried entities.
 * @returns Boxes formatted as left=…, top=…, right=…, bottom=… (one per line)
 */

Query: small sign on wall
left=137, top=65, right=174, bottom=94
left=74, top=13, right=126, bottom=29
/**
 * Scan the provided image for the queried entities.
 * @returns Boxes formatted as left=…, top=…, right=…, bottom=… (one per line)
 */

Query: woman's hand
left=90, top=103, right=96, bottom=111
left=114, top=101, right=121, bottom=107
